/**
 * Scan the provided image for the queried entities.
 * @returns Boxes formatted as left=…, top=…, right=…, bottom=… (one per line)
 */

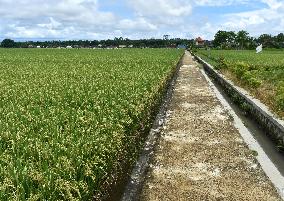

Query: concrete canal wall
left=194, top=54, right=284, bottom=149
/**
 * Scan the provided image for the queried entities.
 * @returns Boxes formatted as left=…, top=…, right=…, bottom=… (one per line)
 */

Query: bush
left=215, top=56, right=229, bottom=70
left=233, top=62, right=250, bottom=78
left=242, top=71, right=262, bottom=88
left=276, top=84, right=284, bottom=110
left=276, top=94, right=284, bottom=110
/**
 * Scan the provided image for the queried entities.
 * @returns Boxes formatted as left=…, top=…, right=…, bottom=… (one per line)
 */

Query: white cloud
left=38, top=18, right=62, bottom=29
left=194, top=0, right=251, bottom=6
left=0, top=0, right=117, bottom=39
left=221, top=0, right=284, bottom=35
left=127, top=0, right=192, bottom=28
left=261, top=0, right=282, bottom=9
left=0, top=0, right=283, bottom=40
left=128, top=0, right=192, bottom=17
left=118, top=18, right=158, bottom=31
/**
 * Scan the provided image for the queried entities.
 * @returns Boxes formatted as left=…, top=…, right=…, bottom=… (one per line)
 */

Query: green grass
left=196, top=49, right=284, bottom=116
left=0, top=48, right=183, bottom=200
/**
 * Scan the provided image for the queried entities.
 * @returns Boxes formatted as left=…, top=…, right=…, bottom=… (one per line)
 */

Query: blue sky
left=0, top=0, right=283, bottom=41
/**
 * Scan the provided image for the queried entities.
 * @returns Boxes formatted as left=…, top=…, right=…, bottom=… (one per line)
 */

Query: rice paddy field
left=0, top=48, right=183, bottom=200
left=196, top=50, right=284, bottom=118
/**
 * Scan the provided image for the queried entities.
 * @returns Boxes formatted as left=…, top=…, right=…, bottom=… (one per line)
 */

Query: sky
left=0, top=0, right=283, bottom=41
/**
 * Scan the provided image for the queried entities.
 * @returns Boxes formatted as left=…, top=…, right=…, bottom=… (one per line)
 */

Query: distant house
left=119, top=45, right=127, bottom=48
left=66, top=46, right=73, bottom=49
left=128, top=45, right=134, bottom=48
left=28, top=45, right=34, bottom=48
left=195, top=37, right=205, bottom=46
left=36, top=46, right=41, bottom=48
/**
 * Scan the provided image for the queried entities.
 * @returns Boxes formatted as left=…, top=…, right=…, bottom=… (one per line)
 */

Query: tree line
left=212, top=30, right=284, bottom=49
left=0, top=37, right=192, bottom=48
left=1, top=31, right=284, bottom=49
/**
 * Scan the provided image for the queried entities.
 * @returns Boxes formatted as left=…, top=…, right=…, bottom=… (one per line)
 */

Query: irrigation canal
left=210, top=73, right=284, bottom=177
left=121, top=51, right=284, bottom=201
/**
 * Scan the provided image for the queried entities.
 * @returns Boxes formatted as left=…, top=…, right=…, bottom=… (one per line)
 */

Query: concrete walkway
left=139, top=52, right=281, bottom=201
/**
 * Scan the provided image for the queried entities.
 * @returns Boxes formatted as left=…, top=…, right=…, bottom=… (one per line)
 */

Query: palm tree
left=236, top=30, right=250, bottom=50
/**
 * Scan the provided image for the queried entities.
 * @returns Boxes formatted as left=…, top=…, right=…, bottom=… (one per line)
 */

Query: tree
left=258, top=34, right=274, bottom=48
left=213, top=31, right=227, bottom=48
left=213, top=30, right=236, bottom=49
left=1, top=39, right=16, bottom=48
left=227, top=31, right=237, bottom=48
left=276, top=33, right=284, bottom=48
left=236, top=30, right=250, bottom=49
left=276, top=33, right=284, bottom=41
left=258, top=34, right=272, bottom=43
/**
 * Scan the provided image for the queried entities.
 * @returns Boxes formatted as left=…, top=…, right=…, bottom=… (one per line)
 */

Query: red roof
left=196, top=37, right=204, bottom=42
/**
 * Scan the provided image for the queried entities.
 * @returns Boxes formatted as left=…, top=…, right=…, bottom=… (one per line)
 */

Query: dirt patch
left=139, top=52, right=281, bottom=201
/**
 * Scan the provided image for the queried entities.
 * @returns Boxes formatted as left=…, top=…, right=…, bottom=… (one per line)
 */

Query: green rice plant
left=0, top=48, right=183, bottom=200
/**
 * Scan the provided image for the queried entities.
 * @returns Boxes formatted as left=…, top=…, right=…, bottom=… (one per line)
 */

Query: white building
left=119, top=45, right=127, bottom=48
